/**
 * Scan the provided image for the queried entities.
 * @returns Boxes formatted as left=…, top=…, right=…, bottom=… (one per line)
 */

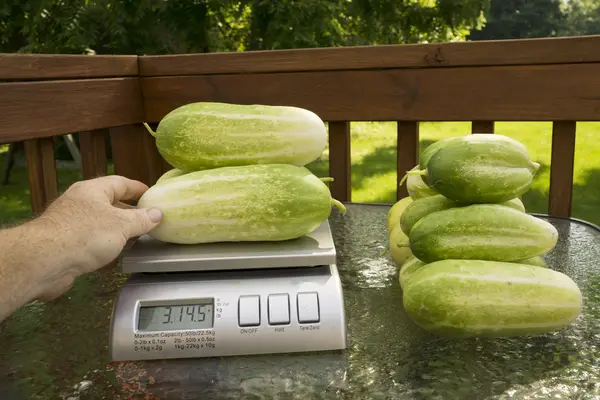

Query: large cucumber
left=399, top=256, right=548, bottom=292
left=137, top=164, right=345, bottom=244
left=410, top=134, right=540, bottom=203
left=402, top=259, right=582, bottom=337
left=144, top=102, right=327, bottom=172
left=409, top=204, right=558, bottom=263
left=400, top=194, right=526, bottom=236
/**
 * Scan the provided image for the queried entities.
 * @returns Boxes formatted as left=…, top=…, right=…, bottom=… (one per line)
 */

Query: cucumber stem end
left=407, top=168, right=428, bottom=177
left=398, top=173, right=409, bottom=187
left=399, top=168, right=427, bottom=187
left=143, top=122, right=156, bottom=137
left=331, top=198, right=347, bottom=215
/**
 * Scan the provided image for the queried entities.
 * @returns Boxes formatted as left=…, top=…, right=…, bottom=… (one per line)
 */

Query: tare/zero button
left=297, top=292, right=320, bottom=323
left=238, top=295, right=260, bottom=327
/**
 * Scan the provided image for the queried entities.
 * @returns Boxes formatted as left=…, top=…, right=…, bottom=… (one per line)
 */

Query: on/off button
left=297, top=292, right=320, bottom=323
left=238, top=295, right=260, bottom=327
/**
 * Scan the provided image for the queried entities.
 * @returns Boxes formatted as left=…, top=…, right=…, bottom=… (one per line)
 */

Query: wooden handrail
left=0, top=54, right=138, bottom=81
left=138, top=35, right=600, bottom=76
left=0, top=78, right=144, bottom=142
left=1, top=35, right=598, bottom=218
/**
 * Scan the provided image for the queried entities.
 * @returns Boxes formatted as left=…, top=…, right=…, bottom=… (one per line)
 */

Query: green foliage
left=559, top=0, right=600, bottom=36
left=1, top=0, right=490, bottom=54
left=467, top=0, right=565, bottom=40
left=1, top=1, right=598, bottom=55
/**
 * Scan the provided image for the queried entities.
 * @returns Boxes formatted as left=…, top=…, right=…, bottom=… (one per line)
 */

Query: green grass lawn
left=1, top=121, right=600, bottom=227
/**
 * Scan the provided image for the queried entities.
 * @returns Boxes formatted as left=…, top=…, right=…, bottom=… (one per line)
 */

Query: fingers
left=120, top=207, right=163, bottom=239
left=79, top=175, right=150, bottom=204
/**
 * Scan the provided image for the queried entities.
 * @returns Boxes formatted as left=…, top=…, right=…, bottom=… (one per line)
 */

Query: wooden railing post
left=328, top=122, right=351, bottom=202
left=549, top=121, right=577, bottom=217
left=79, top=129, right=108, bottom=179
left=109, top=124, right=166, bottom=187
left=142, top=123, right=174, bottom=179
left=472, top=121, right=495, bottom=133
left=24, top=138, right=58, bottom=215
left=396, top=121, right=419, bottom=199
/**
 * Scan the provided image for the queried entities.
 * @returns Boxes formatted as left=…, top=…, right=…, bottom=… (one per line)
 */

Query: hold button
left=268, top=294, right=290, bottom=325
left=297, top=292, right=320, bottom=323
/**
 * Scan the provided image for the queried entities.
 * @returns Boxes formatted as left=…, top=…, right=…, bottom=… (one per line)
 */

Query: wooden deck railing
left=1, top=35, right=600, bottom=218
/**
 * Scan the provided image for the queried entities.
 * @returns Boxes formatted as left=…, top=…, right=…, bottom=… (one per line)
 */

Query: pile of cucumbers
left=387, top=134, right=583, bottom=338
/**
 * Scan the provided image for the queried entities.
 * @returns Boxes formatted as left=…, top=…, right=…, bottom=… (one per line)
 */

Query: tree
left=467, top=0, right=564, bottom=40
left=1, top=0, right=490, bottom=55
left=559, top=0, right=600, bottom=36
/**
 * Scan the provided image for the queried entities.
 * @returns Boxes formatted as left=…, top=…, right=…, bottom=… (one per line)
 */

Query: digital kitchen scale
left=108, top=221, right=347, bottom=362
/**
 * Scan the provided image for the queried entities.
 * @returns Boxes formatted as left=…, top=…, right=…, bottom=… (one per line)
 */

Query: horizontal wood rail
left=140, top=63, right=600, bottom=122
left=138, top=35, right=600, bottom=76
left=0, top=78, right=144, bottom=143
left=1, top=34, right=599, bottom=218
left=0, top=54, right=138, bottom=81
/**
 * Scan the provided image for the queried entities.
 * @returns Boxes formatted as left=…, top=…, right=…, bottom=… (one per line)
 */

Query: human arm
left=0, top=175, right=163, bottom=322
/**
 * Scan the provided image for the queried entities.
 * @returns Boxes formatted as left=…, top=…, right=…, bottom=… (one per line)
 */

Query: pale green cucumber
left=387, top=196, right=413, bottom=233
left=403, top=259, right=582, bottom=337
left=389, top=225, right=413, bottom=266
left=409, top=134, right=540, bottom=203
left=409, top=204, right=559, bottom=263
left=137, top=164, right=346, bottom=244
left=144, top=102, right=327, bottom=171
left=400, top=195, right=526, bottom=236
left=406, top=166, right=439, bottom=200
left=504, top=197, right=526, bottom=213
left=399, top=256, right=426, bottom=290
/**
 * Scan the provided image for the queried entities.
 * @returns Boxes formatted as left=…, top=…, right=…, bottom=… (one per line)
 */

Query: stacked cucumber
left=137, top=102, right=346, bottom=244
left=388, top=134, right=583, bottom=338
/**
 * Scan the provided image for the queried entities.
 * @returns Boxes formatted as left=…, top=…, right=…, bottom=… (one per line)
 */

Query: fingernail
left=147, top=208, right=163, bottom=223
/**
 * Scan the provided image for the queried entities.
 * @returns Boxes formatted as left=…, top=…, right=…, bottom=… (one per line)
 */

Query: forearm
left=0, top=217, right=74, bottom=322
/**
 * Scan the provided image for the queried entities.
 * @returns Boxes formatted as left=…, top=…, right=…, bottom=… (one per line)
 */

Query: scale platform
left=109, top=220, right=347, bottom=361
left=119, top=221, right=336, bottom=273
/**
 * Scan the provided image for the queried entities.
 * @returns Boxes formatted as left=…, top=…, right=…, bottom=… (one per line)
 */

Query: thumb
left=124, top=207, right=163, bottom=239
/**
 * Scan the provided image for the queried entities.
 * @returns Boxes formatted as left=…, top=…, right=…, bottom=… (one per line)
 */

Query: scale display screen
left=137, top=300, right=214, bottom=332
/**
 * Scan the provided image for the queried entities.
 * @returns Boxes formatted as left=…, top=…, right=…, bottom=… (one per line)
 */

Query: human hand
left=33, top=175, right=163, bottom=300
